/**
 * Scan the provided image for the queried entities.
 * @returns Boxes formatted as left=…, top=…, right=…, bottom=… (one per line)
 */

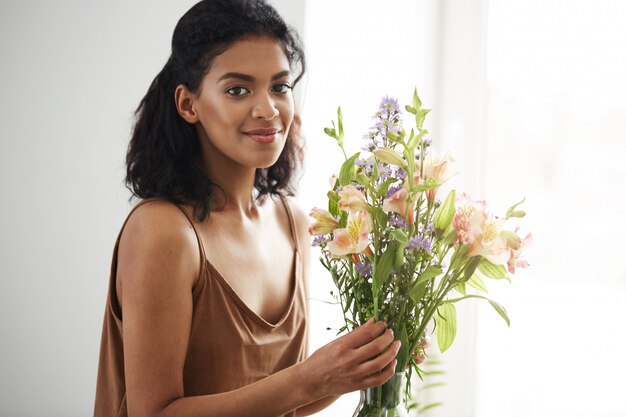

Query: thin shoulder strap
left=278, top=194, right=300, bottom=252
left=170, top=204, right=207, bottom=267
left=125, top=199, right=207, bottom=277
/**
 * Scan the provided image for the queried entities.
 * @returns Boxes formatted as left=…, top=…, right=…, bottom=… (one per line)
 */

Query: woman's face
left=190, top=36, right=295, bottom=173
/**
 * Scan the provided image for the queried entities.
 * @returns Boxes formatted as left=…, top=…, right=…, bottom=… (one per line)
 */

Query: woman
left=94, top=1, right=400, bottom=416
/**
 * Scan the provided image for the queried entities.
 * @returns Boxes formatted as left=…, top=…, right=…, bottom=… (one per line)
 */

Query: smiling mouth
left=244, top=129, right=282, bottom=144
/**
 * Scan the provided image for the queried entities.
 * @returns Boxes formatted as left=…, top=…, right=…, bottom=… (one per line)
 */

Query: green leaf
left=389, top=229, right=408, bottom=244
left=462, top=256, right=481, bottom=281
left=505, top=197, right=525, bottom=219
left=409, top=282, right=426, bottom=306
left=412, top=178, right=440, bottom=193
left=435, top=303, right=457, bottom=353
left=337, top=106, right=344, bottom=142
left=508, top=210, right=526, bottom=218
left=443, top=229, right=458, bottom=246
left=406, top=129, right=416, bottom=149
left=395, top=323, right=410, bottom=371
left=327, top=191, right=339, bottom=217
left=395, top=241, right=408, bottom=269
left=373, top=245, right=396, bottom=295
left=419, top=402, right=444, bottom=413
left=449, top=243, right=469, bottom=268
left=467, top=274, right=488, bottom=293
left=443, top=294, right=511, bottom=327
left=433, top=190, right=456, bottom=235
left=478, top=257, right=508, bottom=279
left=339, top=211, right=348, bottom=228
left=372, top=206, right=388, bottom=229
left=412, top=87, right=422, bottom=111
left=488, top=298, right=510, bottom=327
left=339, top=152, right=360, bottom=186
left=416, top=108, right=431, bottom=129
left=356, top=173, right=370, bottom=188
left=455, top=281, right=467, bottom=296
left=408, top=266, right=443, bottom=305
left=415, top=265, right=443, bottom=285
left=376, top=177, right=400, bottom=199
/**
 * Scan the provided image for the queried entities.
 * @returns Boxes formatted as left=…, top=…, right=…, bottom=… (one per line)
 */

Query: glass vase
left=352, top=372, right=409, bottom=417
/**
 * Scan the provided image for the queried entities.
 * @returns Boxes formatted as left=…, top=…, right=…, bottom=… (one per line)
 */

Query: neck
left=196, top=128, right=267, bottom=219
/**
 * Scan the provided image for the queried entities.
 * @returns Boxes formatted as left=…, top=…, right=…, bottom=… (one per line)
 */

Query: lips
left=244, top=128, right=282, bottom=144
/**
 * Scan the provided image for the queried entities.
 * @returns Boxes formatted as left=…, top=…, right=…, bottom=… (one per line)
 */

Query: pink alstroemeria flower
left=453, top=194, right=509, bottom=265
left=327, top=211, right=372, bottom=257
left=468, top=217, right=510, bottom=265
left=338, top=185, right=369, bottom=213
left=309, top=208, right=339, bottom=236
left=421, top=153, right=458, bottom=201
left=453, top=193, right=487, bottom=246
left=382, top=186, right=415, bottom=224
left=506, top=229, right=533, bottom=274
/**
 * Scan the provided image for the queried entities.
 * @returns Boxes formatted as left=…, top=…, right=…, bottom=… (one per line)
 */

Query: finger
left=341, top=319, right=387, bottom=349
left=360, top=358, right=397, bottom=389
left=356, top=340, right=401, bottom=376
left=352, top=328, right=395, bottom=362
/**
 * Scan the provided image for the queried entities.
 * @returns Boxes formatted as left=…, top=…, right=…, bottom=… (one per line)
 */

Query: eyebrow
left=217, top=70, right=291, bottom=83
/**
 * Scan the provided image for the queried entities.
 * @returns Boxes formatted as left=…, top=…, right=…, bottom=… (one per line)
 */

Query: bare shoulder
left=118, top=200, right=200, bottom=293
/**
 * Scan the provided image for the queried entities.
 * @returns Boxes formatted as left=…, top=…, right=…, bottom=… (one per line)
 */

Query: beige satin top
left=94, top=197, right=308, bottom=417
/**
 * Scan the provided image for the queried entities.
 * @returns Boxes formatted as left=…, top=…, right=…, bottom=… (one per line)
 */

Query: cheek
left=280, top=101, right=295, bottom=134
left=208, top=103, right=241, bottom=129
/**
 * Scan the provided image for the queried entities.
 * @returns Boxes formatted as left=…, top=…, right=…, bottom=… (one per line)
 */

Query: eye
left=226, top=86, right=250, bottom=96
left=272, top=83, right=292, bottom=94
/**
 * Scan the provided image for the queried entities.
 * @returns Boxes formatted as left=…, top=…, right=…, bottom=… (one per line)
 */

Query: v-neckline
left=204, top=249, right=301, bottom=329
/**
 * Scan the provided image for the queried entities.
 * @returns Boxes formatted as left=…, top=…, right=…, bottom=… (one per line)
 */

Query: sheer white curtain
left=303, top=1, right=626, bottom=416
left=473, top=1, right=626, bottom=416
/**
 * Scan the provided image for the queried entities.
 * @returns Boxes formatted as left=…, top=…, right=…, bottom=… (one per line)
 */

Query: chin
left=256, top=156, right=282, bottom=169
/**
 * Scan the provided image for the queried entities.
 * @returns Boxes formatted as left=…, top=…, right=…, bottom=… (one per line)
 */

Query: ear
left=174, top=84, right=199, bottom=123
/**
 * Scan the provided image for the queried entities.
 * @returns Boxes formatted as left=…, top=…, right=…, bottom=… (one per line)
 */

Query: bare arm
left=118, top=202, right=400, bottom=417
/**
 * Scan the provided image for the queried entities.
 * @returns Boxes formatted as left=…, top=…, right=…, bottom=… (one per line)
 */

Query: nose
left=251, top=92, right=279, bottom=120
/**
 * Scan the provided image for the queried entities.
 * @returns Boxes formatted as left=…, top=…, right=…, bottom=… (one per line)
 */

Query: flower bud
left=373, top=147, right=406, bottom=169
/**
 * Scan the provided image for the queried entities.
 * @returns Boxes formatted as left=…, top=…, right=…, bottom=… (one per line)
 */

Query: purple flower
left=379, top=96, right=400, bottom=114
left=312, top=235, right=329, bottom=247
left=363, top=96, right=404, bottom=148
left=395, top=168, right=407, bottom=180
left=355, top=261, right=373, bottom=277
left=408, top=236, right=432, bottom=252
left=389, top=214, right=408, bottom=229
left=387, top=184, right=403, bottom=198
left=356, top=157, right=374, bottom=174
left=378, top=165, right=393, bottom=181
left=362, top=132, right=382, bottom=150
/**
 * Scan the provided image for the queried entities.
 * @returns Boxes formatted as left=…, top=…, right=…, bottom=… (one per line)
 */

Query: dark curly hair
left=125, top=0, right=306, bottom=221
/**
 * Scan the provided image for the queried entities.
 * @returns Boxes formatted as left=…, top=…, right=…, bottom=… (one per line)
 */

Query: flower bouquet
left=309, top=89, right=531, bottom=417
